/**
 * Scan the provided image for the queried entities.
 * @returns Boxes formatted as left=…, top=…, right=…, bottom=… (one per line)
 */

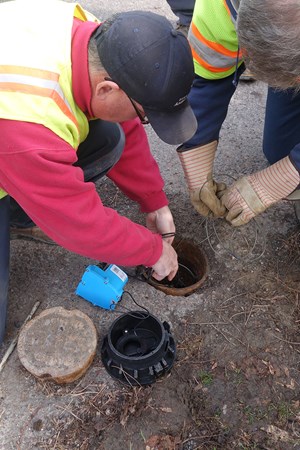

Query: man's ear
left=95, top=79, right=120, bottom=100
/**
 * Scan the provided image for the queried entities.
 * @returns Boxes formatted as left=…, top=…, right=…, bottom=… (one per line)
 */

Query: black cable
left=108, top=290, right=150, bottom=320
left=161, top=232, right=176, bottom=239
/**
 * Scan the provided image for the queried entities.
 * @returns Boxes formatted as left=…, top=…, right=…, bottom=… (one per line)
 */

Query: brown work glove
left=221, top=156, right=300, bottom=226
left=177, top=141, right=226, bottom=217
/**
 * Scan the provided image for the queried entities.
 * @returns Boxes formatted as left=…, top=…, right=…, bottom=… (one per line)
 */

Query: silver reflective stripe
left=0, top=73, right=73, bottom=115
left=189, top=32, right=237, bottom=69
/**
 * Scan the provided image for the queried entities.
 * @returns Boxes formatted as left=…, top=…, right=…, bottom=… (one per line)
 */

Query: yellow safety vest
left=188, top=0, right=243, bottom=80
left=0, top=0, right=99, bottom=199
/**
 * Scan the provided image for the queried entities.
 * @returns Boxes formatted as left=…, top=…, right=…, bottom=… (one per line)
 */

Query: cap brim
left=144, top=100, right=197, bottom=145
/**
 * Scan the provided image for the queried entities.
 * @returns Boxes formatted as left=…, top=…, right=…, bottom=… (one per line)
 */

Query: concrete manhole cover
left=17, top=307, right=97, bottom=383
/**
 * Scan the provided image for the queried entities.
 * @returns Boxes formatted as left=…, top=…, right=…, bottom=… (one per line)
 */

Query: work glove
left=221, top=156, right=300, bottom=226
left=177, top=141, right=226, bottom=217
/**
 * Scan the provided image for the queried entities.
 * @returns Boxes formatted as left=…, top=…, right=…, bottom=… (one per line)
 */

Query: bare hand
left=151, top=240, right=178, bottom=281
left=146, top=206, right=176, bottom=244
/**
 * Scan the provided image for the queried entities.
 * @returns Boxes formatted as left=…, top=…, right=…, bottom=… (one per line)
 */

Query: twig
left=53, top=429, right=61, bottom=449
left=271, top=333, right=300, bottom=346
left=0, top=301, right=40, bottom=374
left=245, top=303, right=255, bottom=326
left=56, top=404, right=84, bottom=423
left=220, top=292, right=249, bottom=307
left=211, top=324, right=235, bottom=346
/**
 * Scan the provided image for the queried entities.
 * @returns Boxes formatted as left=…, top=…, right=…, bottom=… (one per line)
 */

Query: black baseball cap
left=94, top=11, right=197, bottom=145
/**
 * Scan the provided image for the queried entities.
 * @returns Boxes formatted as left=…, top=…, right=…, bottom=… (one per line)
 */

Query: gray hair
left=88, top=33, right=105, bottom=74
left=88, top=15, right=119, bottom=75
left=238, top=0, right=300, bottom=90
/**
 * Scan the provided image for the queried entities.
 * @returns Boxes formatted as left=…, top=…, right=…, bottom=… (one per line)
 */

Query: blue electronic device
left=76, top=264, right=128, bottom=310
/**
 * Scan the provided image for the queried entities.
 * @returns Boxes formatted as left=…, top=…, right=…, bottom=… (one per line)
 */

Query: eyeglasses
left=104, top=77, right=149, bottom=125
left=125, top=94, right=150, bottom=125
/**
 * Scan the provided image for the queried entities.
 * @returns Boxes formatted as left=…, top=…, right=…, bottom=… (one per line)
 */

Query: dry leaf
left=286, top=379, right=295, bottom=390
left=261, top=425, right=291, bottom=442
left=159, top=407, right=172, bottom=413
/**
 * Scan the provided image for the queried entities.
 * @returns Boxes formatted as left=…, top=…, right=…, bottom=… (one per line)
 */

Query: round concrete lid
left=17, top=307, right=97, bottom=384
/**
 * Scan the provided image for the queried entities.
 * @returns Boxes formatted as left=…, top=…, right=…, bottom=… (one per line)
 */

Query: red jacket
left=0, top=19, right=168, bottom=266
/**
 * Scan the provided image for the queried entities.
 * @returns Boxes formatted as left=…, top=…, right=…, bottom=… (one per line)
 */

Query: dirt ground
left=1, top=1, right=300, bottom=450
left=1, top=193, right=300, bottom=450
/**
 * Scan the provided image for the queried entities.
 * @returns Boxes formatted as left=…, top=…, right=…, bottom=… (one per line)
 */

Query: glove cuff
left=177, top=141, right=217, bottom=190
left=249, top=156, right=300, bottom=206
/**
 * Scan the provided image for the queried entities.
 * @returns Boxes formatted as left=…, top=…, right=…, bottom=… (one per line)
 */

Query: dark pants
left=184, top=65, right=246, bottom=147
left=263, top=88, right=300, bottom=165
left=10, top=120, right=125, bottom=227
left=166, top=0, right=195, bottom=26
left=184, top=70, right=300, bottom=171
left=74, top=120, right=124, bottom=182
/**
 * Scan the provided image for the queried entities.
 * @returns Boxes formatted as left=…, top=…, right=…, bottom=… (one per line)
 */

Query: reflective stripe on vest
left=0, top=1, right=99, bottom=148
left=189, top=21, right=239, bottom=73
left=0, top=1, right=99, bottom=199
left=0, top=66, right=78, bottom=132
left=189, top=0, right=242, bottom=79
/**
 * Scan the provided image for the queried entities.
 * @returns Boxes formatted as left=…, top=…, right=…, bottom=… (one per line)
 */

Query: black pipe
left=0, top=196, right=10, bottom=345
